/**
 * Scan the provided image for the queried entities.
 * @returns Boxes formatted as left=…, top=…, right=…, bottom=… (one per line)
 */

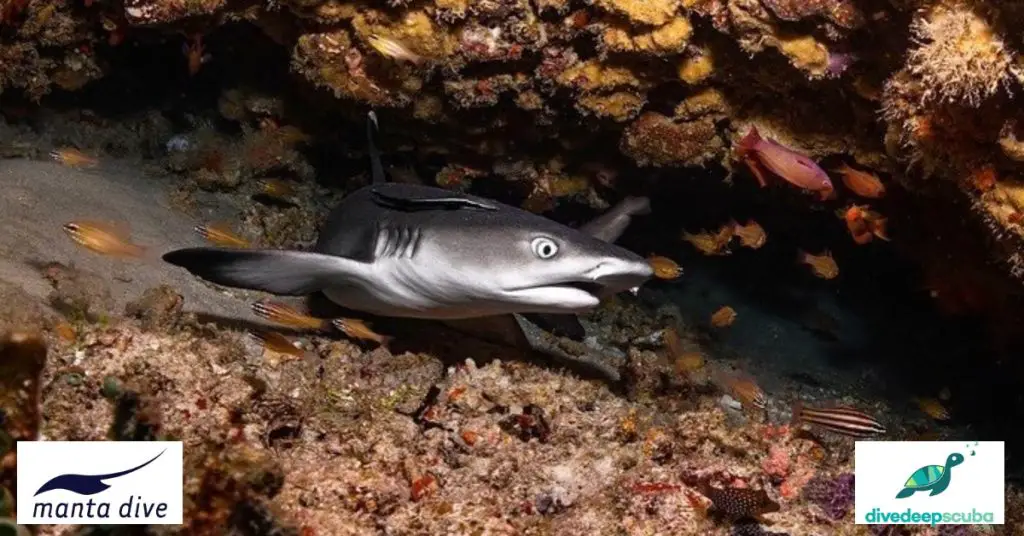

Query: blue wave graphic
left=34, top=449, right=166, bottom=496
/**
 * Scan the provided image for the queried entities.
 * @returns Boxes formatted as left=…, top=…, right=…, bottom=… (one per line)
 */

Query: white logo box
left=855, top=441, right=1004, bottom=525
left=17, top=441, right=183, bottom=525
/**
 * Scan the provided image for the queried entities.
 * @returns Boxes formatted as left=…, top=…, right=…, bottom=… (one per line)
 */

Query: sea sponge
left=593, top=0, right=679, bottom=26
left=576, top=92, right=647, bottom=122
left=776, top=34, right=830, bottom=78
left=620, top=112, right=723, bottom=167
left=673, top=87, right=730, bottom=120
left=555, top=59, right=651, bottom=93
left=906, top=2, right=1013, bottom=107
left=677, top=47, right=715, bottom=84
left=599, top=16, right=693, bottom=56
left=760, top=0, right=864, bottom=29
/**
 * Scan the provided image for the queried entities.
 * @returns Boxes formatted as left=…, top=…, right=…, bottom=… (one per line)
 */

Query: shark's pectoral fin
left=520, top=313, right=587, bottom=340
left=163, top=248, right=367, bottom=296
left=440, top=315, right=533, bottom=349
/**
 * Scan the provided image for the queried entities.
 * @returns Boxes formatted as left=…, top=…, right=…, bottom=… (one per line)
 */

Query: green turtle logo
left=895, top=452, right=964, bottom=499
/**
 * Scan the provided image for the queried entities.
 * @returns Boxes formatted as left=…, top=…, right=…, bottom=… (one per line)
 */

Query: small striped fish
left=248, top=330, right=306, bottom=360
left=792, top=403, right=886, bottom=438
left=251, top=300, right=326, bottom=331
left=194, top=223, right=250, bottom=248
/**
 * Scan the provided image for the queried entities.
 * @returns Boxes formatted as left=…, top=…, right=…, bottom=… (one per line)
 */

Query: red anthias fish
left=736, top=127, right=834, bottom=200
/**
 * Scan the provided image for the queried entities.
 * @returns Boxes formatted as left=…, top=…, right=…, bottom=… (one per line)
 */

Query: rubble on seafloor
left=0, top=224, right=1018, bottom=535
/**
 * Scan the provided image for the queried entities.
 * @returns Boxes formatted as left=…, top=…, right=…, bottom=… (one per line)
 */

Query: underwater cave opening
left=624, top=166, right=1024, bottom=479
left=5, top=16, right=1024, bottom=482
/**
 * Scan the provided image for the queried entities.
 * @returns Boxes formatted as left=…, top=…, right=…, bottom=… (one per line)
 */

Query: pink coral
left=779, top=456, right=816, bottom=500
left=761, top=445, right=791, bottom=480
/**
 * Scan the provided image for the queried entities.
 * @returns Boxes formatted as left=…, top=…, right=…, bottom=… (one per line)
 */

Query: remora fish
left=163, top=113, right=653, bottom=322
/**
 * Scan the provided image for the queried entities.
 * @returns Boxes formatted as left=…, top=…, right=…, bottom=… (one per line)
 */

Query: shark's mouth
left=560, top=281, right=605, bottom=295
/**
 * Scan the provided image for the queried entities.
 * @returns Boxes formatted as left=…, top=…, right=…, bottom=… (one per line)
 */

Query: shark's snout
left=585, top=257, right=654, bottom=287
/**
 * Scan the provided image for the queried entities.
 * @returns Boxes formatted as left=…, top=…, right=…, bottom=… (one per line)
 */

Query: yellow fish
left=367, top=34, right=423, bottom=65
left=714, top=369, right=766, bottom=410
left=332, top=318, right=393, bottom=348
left=912, top=397, right=951, bottom=421
left=50, top=147, right=99, bottom=169
left=710, top=306, right=737, bottom=328
left=194, top=223, right=250, bottom=248
left=681, top=225, right=734, bottom=256
left=251, top=300, right=326, bottom=331
left=62, top=221, right=147, bottom=258
left=648, top=255, right=683, bottom=280
left=798, top=250, right=839, bottom=280
left=731, top=219, right=767, bottom=249
left=249, top=331, right=306, bottom=360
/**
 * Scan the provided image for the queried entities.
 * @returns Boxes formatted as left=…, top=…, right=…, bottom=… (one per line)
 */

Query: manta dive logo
left=34, top=450, right=165, bottom=496
left=17, top=441, right=184, bottom=525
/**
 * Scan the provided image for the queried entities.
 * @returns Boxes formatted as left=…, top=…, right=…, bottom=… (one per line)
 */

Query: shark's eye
left=531, top=237, right=559, bottom=259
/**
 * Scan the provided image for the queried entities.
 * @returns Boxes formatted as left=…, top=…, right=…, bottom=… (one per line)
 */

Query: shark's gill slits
left=375, top=225, right=422, bottom=259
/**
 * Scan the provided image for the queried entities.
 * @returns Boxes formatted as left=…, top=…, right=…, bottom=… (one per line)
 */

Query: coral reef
left=3, top=0, right=1024, bottom=274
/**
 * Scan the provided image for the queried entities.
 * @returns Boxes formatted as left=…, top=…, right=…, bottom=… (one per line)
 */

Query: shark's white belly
left=321, top=259, right=518, bottom=319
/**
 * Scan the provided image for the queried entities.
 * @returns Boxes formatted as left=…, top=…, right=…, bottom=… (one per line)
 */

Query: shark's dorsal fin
left=367, top=111, right=386, bottom=185
left=370, top=189, right=499, bottom=212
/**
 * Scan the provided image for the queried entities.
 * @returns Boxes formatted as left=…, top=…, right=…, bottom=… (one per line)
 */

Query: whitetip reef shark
left=163, top=112, right=653, bottom=347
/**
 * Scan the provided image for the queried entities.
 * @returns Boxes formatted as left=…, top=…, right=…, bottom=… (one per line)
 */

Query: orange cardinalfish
left=332, top=318, right=393, bottom=348
left=912, top=397, right=951, bottom=421
left=710, top=306, right=737, bottom=328
left=251, top=300, right=327, bottom=331
left=249, top=330, right=306, bottom=360
left=735, top=127, right=834, bottom=200
left=712, top=369, right=767, bottom=410
left=62, top=221, right=148, bottom=259
left=183, top=34, right=208, bottom=76
left=681, top=225, right=734, bottom=256
left=798, top=250, right=839, bottom=279
left=730, top=219, right=767, bottom=249
left=648, top=255, right=683, bottom=280
left=838, top=205, right=889, bottom=244
left=194, top=223, right=250, bottom=248
left=50, top=147, right=99, bottom=169
left=834, top=163, right=886, bottom=198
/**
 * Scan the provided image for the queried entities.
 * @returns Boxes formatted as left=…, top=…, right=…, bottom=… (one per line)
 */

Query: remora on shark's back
left=163, top=112, right=653, bottom=322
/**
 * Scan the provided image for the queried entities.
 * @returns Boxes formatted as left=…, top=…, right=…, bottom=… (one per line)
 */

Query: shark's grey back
left=314, top=183, right=638, bottom=263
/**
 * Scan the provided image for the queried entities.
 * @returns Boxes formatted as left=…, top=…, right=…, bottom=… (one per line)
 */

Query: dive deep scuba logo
left=855, top=441, right=1004, bottom=525
left=17, top=441, right=183, bottom=524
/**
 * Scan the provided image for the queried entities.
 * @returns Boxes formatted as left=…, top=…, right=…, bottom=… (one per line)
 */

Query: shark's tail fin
left=163, top=248, right=367, bottom=296
left=367, top=110, right=385, bottom=184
